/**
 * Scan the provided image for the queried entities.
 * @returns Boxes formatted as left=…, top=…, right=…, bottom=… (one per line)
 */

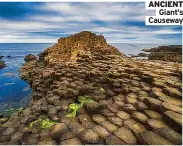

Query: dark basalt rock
left=0, top=60, right=6, bottom=68
left=24, top=54, right=37, bottom=62
left=138, top=53, right=148, bottom=57
left=142, top=45, right=182, bottom=63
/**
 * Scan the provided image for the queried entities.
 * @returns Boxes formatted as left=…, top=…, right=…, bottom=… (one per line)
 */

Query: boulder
left=51, top=123, right=69, bottom=141
left=0, top=60, right=6, bottom=68
left=138, top=53, right=148, bottom=57
left=24, top=54, right=37, bottom=62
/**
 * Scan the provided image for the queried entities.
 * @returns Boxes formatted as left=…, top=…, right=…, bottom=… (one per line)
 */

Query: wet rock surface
left=0, top=60, right=6, bottom=68
left=24, top=54, right=37, bottom=62
left=138, top=53, right=148, bottom=57
left=1, top=31, right=182, bottom=145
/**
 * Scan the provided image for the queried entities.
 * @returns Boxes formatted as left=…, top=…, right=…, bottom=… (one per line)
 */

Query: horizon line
left=0, top=42, right=182, bottom=45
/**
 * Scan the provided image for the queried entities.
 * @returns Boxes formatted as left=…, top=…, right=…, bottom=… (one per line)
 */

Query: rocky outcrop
left=0, top=60, right=6, bottom=68
left=142, top=45, right=182, bottom=63
left=138, top=53, right=148, bottom=57
left=24, top=54, right=37, bottom=62
left=1, top=31, right=182, bottom=145
left=41, top=31, right=122, bottom=64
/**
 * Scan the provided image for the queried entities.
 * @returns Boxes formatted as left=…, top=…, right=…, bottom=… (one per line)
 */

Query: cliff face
left=41, top=31, right=122, bottom=65
left=0, top=31, right=182, bottom=145
left=19, top=31, right=123, bottom=82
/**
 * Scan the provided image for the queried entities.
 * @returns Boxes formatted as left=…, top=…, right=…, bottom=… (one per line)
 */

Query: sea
left=0, top=43, right=163, bottom=115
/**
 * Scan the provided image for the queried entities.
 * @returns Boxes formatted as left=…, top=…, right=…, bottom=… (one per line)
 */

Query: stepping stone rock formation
left=0, top=31, right=182, bottom=145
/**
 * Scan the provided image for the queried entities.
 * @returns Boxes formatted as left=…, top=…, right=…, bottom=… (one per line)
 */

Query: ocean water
left=111, top=43, right=163, bottom=56
left=0, top=43, right=161, bottom=114
left=0, top=43, right=53, bottom=114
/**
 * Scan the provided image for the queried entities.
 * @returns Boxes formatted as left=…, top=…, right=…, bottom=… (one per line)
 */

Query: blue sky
left=0, top=2, right=182, bottom=44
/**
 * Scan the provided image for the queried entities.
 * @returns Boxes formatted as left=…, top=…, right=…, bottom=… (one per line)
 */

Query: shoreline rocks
left=0, top=60, right=6, bottom=68
left=138, top=53, right=148, bottom=57
left=0, top=31, right=182, bottom=145
left=142, top=45, right=182, bottom=63
left=24, top=54, right=37, bottom=62
left=0, top=56, right=4, bottom=59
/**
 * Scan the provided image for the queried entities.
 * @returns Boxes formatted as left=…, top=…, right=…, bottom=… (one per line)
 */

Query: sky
left=0, top=2, right=182, bottom=44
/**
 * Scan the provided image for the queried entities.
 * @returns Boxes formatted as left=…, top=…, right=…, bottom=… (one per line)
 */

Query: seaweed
left=78, top=96, right=95, bottom=106
left=66, top=103, right=80, bottom=118
left=29, top=115, right=57, bottom=129
left=66, top=96, right=95, bottom=118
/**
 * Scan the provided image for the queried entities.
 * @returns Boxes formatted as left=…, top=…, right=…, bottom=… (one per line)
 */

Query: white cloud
left=0, top=2, right=181, bottom=44
left=36, top=2, right=152, bottom=22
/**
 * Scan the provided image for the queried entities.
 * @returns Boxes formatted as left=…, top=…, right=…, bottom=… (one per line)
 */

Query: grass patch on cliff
left=66, top=96, right=95, bottom=118
left=29, top=115, right=57, bottom=130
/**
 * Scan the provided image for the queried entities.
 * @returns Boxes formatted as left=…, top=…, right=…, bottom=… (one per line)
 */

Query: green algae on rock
left=78, top=96, right=95, bottom=106
left=29, top=115, right=57, bottom=130
left=66, top=96, right=95, bottom=118
left=66, top=103, right=80, bottom=118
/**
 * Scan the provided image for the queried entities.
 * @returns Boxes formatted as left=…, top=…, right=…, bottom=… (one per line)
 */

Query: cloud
left=0, top=2, right=181, bottom=44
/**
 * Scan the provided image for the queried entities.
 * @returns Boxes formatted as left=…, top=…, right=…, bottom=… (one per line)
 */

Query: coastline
left=0, top=32, right=182, bottom=144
